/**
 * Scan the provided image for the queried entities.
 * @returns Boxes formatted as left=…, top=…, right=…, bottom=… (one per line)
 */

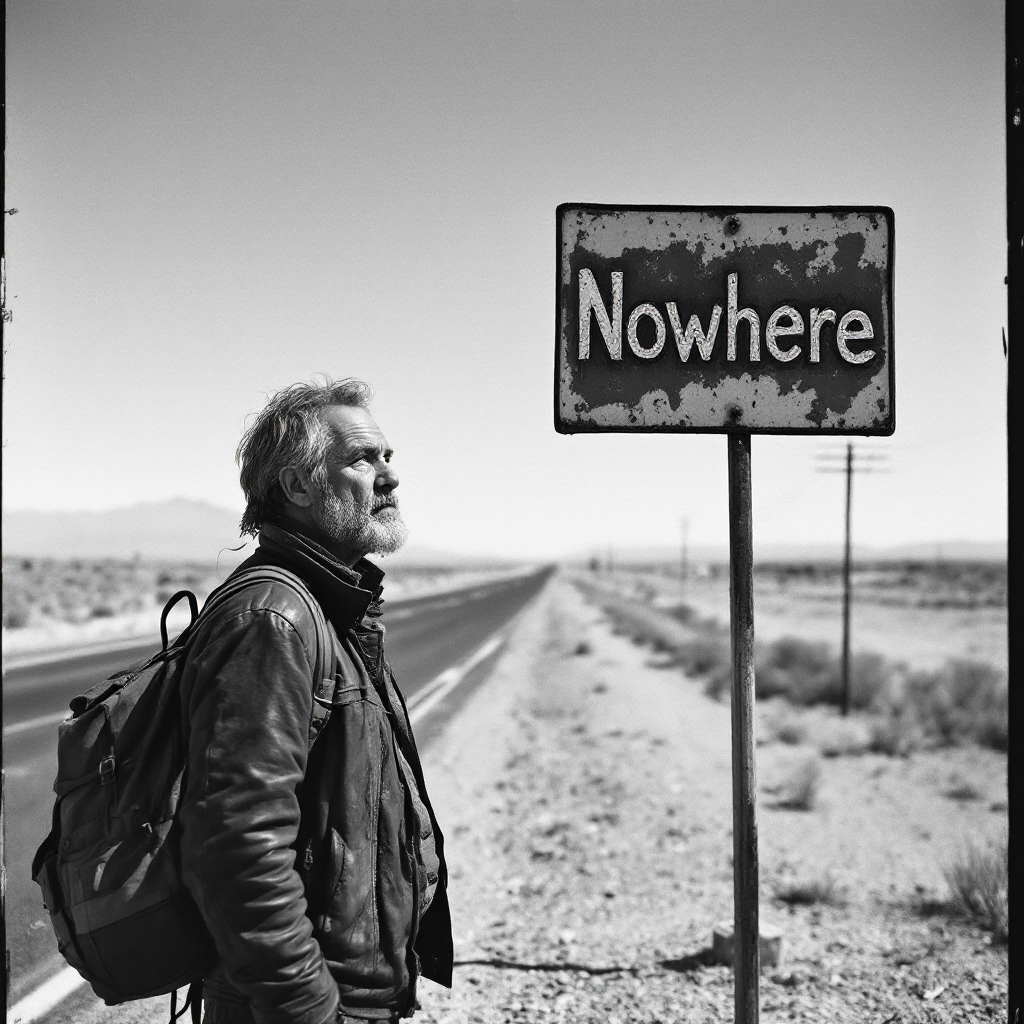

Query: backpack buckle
left=313, top=676, right=336, bottom=708
left=99, top=755, right=116, bottom=784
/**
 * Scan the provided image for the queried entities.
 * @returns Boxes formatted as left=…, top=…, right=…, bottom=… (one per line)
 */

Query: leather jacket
left=179, top=523, right=452, bottom=1024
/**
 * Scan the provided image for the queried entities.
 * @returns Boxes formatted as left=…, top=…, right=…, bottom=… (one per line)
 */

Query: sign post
left=555, top=205, right=894, bottom=1024
left=728, top=432, right=758, bottom=1020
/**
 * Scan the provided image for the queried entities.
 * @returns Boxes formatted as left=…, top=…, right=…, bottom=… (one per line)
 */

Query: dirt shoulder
left=417, top=573, right=1007, bottom=1023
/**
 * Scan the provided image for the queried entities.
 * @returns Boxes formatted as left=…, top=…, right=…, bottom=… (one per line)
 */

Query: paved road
left=3, top=566, right=553, bottom=1022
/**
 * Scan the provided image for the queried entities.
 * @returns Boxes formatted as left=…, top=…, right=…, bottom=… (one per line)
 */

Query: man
left=179, top=378, right=452, bottom=1024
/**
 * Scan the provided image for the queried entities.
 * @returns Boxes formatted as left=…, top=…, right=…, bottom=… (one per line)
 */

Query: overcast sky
left=4, top=0, right=1006, bottom=559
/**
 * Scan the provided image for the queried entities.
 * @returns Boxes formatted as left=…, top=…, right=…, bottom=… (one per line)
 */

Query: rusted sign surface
left=555, top=205, right=894, bottom=434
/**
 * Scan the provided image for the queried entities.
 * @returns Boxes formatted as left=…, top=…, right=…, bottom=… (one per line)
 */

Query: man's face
left=309, top=404, right=407, bottom=561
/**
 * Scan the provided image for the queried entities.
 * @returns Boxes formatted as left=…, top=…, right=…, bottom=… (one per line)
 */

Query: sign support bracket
left=728, top=430, right=759, bottom=1024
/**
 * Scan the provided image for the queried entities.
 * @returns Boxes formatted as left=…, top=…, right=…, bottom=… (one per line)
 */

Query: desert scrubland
left=416, top=567, right=1006, bottom=1023
left=0, top=557, right=521, bottom=659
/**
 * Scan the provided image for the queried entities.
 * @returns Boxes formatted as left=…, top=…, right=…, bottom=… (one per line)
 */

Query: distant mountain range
left=0, top=499, right=517, bottom=567
left=1, top=498, right=1005, bottom=565
left=2, top=499, right=253, bottom=562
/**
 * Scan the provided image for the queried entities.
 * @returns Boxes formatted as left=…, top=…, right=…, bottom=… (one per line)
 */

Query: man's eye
left=345, top=448, right=389, bottom=467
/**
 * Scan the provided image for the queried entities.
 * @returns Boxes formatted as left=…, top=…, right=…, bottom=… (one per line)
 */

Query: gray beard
left=312, top=486, right=409, bottom=557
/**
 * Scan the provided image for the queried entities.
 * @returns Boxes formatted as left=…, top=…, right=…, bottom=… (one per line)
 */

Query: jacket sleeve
left=180, top=605, right=339, bottom=1024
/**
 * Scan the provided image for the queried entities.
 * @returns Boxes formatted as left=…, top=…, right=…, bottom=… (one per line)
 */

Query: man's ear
left=278, top=466, right=316, bottom=509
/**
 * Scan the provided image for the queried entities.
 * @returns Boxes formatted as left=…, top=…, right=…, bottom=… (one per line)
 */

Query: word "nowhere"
left=578, top=269, right=876, bottom=366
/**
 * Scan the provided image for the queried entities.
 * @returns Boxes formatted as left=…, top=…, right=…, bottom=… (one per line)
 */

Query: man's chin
left=366, top=513, right=408, bottom=556
left=370, top=535, right=408, bottom=556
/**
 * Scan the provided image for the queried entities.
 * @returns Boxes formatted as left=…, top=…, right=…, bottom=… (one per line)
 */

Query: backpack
left=31, top=566, right=336, bottom=1021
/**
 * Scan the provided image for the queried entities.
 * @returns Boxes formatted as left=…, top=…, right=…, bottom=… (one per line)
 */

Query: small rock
left=711, top=920, right=784, bottom=969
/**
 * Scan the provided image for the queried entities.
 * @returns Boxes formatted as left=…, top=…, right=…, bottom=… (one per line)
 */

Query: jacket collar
left=256, top=521, right=385, bottom=632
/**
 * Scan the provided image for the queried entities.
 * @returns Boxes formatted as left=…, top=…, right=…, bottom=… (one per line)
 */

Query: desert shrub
left=580, top=586, right=733, bottom=690
left=702, top=664, right=733, bottom=702
left=755, top=638, right=897, bottom=710
left=757, top=637, right=840, bottom=705
left=774, top=871, right=846, bottom=907
left=903, top=660, right=1007, bottom=750
left=943, top=775, right=985, bottom=802
left=677, top=637, right=730, bottom=677
left=943, top=834, right=1008, bottom=940
left=847, top=651, right=897, bottom=709
left=868, top=658, right=1007, bottom=754
left=817, top=718, right=870, bottom=758
left=776, top=756, right=821, bottom=811
left=2, top=595, right=32, bottom=629
left=868, top=713, right=921, bottom=757
left=576, top=576, right=1007, bottom=753
left=1, top=557, right=226, bottom=629
left=775, top=716, right=807, bottom=746
left=665, top=603, right=698, bottom=625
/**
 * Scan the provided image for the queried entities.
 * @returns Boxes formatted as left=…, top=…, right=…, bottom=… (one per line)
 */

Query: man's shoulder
left=200, top=568, right=324, bottom=644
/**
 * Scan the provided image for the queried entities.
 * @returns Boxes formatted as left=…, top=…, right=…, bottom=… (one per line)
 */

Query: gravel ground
left=416, top=574, right=1008, bottom=1024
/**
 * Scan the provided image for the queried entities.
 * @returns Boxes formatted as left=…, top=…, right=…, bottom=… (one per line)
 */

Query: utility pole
left=1005, top=5, right=1022, bottom=1016
left=815, top=444, right=889, bottom=715
left=841, top=444, right=853, bottom=716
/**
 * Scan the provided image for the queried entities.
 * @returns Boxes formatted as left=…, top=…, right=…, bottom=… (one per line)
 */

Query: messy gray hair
left=236, top=377, right=373, bottom=537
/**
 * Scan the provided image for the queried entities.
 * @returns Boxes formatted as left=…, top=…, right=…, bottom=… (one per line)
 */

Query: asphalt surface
left=2, top=566, right=553, bottom=1021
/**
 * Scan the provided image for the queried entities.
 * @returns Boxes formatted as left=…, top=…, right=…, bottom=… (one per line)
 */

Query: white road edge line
left=408, top=633, right=504, bottom=724
left=7, top=966, right=88, bottom=1023
left=3, top=711, right=72, bottom=738
left=2, top=635, right=163, bottom=673
left=6, top=632, right=507, bottom=1022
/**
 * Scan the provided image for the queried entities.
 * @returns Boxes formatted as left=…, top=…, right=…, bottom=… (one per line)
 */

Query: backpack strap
left=167, top=980, right=203, bottom=1024
left=198, top=566, right=338, bottom=747
left=161, top=591, right=200, bottom=651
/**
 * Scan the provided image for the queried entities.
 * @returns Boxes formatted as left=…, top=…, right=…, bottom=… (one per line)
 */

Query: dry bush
left=576, top=582, right=732, bottom=694
left=847, top=651, right=898, bottom=709
left=942, top=775, right=985, bottom=802
left=943, top=835, right=1008, bottom=941
left=816, top=718, right=870, bottom=758
left=2, top=591, right=32, bottom=629
left=701, top=660, right=734, bottom=702
left=757, top=637, right=837, bottom=704
left=676, top=637, right=730, bottom=677
left=776, top=756, right=822, bottom=811
left=868, top=713, right=921, bottom=757
left=755, top=638, right=895, bottom=710
left=926, top=660, right=1007, bottom=750
left=774, top=871, right=846, bottom=907
left=2, top=557, right=225, bottom=628
left=883, top=660, right=1008, bottom=752
left=774, top=716, right=807, bottom=746
left=664, top=603, right=699, bottom=625
left=755, top=640, right=1007, bottom=755
left=575, top=574, right=1007, bottom=754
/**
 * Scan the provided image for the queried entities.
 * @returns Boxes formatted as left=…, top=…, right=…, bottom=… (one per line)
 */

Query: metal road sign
left=555, top=205, right=895, bottom=434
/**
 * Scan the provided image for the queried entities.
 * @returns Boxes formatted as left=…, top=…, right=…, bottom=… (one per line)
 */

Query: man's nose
left=376, top=460, right=399, bottom=494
